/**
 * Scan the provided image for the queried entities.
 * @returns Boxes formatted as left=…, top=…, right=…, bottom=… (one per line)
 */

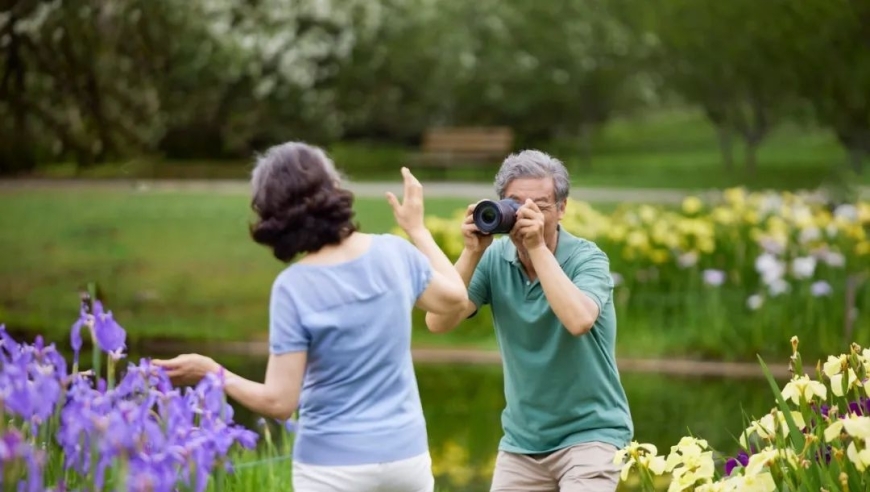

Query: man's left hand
left=515, top=199, right=546, bottom=250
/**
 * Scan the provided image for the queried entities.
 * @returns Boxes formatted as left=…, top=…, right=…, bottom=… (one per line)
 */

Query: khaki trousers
left=490, top=442, right=620, bottom=492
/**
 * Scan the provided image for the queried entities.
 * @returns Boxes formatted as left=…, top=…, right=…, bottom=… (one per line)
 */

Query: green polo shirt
left=467, top=226, right=633, bottom=454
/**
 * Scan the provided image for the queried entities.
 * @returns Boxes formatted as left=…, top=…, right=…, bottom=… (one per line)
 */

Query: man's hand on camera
left=386, top=167, right=427, bottom=238
left=515, top=199, right=546, bottom=250
left=461, top=202, right=494, bottom=253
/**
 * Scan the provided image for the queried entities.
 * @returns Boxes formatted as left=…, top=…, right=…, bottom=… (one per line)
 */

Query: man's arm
left=424, top=247, right=485, bottom=333
left=528, top=245, right=603, bottom=336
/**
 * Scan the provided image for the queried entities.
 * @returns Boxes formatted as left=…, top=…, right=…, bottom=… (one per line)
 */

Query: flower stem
left=107, top=357, right=115, bottom=391
left=91, top=344, right=101, bottom=383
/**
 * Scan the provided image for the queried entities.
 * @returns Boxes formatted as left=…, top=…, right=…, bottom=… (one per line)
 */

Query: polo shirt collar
left=501, top=225, right=575, bottom=266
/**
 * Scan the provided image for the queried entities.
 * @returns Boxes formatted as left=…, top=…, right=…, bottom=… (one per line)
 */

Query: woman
left=153, top=142, right=468, bottom=492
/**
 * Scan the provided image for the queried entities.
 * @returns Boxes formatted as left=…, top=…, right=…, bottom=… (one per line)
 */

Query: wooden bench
left=411, top=126, right=514, bottom=177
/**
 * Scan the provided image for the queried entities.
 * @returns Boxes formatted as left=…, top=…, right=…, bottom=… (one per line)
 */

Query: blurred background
left=1, top=0, right=869, bottom=490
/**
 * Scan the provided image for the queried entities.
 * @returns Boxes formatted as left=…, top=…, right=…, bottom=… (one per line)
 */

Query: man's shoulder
left=559, top=229, right=610, bottom=265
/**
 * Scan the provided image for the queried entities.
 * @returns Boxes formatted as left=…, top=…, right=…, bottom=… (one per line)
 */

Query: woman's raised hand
left=386, top=167, right=427, bottom=238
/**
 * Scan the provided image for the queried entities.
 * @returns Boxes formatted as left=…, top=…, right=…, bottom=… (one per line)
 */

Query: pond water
left=214, top=355, right=780, bottom=492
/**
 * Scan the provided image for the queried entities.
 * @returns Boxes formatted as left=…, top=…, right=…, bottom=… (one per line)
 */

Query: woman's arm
left=407, top=228, right=469, bottom=315
left=387, top=167, right=469, bottom=315
left=153, top=351, right=306, bottom=421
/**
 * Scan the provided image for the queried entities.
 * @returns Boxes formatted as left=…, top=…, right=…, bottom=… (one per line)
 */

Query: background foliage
left=2, top=0, right=868, bottom=177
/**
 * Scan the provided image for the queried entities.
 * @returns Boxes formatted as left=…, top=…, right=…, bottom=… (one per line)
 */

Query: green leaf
left=759, top=356, right=804, bottom=447
left=758, top=355, right=822, bottom=491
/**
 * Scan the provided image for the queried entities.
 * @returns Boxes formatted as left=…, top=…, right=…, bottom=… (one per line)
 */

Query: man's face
left=503, top=177, right=566, bottom=255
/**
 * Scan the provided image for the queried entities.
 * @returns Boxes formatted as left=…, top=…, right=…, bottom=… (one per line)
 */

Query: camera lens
left=473, top=199, right=519, bottom=234
left=481, top=208, right=497, bottom=224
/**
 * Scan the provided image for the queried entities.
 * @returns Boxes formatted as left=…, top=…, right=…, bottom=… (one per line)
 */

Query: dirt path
left=140, top=339, right=791, bottom=379
left=4, top=178, right=868, bottom=204
left=0, top=178, right=726, bottom=204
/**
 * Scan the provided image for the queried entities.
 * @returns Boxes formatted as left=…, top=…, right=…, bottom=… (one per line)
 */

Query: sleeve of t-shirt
left=570, top=249, right=614, bottom=311
left=467, top=246, right=492, bottom=311
left=393, top=235, right=433, bottom=301
left=268, top=276, right=309, bottom=355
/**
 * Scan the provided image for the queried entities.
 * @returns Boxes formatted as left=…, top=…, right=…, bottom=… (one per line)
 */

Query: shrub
left=402, top=188, right=870, bottom=359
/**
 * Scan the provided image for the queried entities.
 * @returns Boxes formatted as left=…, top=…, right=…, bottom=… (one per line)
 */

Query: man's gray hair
left=494, top=150, right=570, bottom=203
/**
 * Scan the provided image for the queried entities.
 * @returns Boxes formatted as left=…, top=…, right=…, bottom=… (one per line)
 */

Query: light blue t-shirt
left=268, top=233, right=433, bottom=466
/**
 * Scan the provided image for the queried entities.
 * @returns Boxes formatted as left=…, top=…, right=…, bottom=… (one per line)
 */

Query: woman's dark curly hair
left=249, top=142, right=358, bottom=262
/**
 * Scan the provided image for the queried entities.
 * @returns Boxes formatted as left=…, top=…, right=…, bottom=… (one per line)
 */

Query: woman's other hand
left=386, top=167, right=427, bottom=238
left=152, top=353, right=221, bottom=386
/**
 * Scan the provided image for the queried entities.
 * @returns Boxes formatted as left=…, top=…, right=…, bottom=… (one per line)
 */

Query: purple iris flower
left=818, top=444, right=833, bottom=464
left=0, top=324, right=19, bottom=355
left=1, top=344, right=63, bottom=431
left=70, top=312, right=85, bottom=364
left=724, top=450, right=750, bottom=476
left=848, top=398, right=870, bottom=415
left=0, top=428, right=46, bottom=492
left=813, top=397, right=869, bottom=420
left=3, top=300, right=261, bottom=491
left=0, top=428, right=25, bottom=461
left=92, top=300, right=126, bottom=354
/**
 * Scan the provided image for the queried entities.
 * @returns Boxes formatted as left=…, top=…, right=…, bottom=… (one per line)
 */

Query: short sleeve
left=393, top=236, right=433, bottom=300
left=268, top=277, right=309, bottom=354
left=467, top=247, right=492, bottom=312
left=571, top=249, right=614, bottom=310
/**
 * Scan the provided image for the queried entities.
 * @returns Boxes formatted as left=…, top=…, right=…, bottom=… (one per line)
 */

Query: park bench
left=411, top=126, right=514, bottom=177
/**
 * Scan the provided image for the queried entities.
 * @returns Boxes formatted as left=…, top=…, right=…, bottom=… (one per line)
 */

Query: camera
left=472, top=199, right=521, bottom=234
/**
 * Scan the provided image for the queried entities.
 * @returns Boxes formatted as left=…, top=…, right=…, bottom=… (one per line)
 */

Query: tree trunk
left=735, top=95, right=770, bottom=175
left=716, top=125, right=734, bottom=172
left=703, top=105, right=734, bottom=172
left=835, top=124, right=869, bottom=175
left=11, top=49, right=35, bottom=174
left=0, top=18, right=37, bottom=175
left=848, top=146, right=864, bottom=175
left=745, top=141, right=759, bottom=176
left=577, top=123, right=593, bottom=170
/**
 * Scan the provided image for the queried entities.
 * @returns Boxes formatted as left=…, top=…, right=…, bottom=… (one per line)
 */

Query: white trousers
left=292, top=452, right=435, bottom=492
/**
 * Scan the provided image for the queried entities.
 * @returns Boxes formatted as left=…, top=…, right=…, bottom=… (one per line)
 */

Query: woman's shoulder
left=269, top=233, right=402, bottom=285
left=373, top=232, right=407, bottom=244
left=359, top=232, right=416, bottom=258
left=270, top=263, right=300, bottom=294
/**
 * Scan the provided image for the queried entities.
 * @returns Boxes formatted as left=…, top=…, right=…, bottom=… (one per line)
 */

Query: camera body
left=472, top=198, right=521, bottom=234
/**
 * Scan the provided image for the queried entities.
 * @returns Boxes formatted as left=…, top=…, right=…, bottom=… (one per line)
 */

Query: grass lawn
left=31, top=108, right=861, bottom=191
left=0, top=188, right=475, bottom=346
left=553, top=111, right=850, bottom=190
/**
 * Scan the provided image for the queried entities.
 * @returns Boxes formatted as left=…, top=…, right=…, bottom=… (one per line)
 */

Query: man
left=425, top=150, right=633, bottom=492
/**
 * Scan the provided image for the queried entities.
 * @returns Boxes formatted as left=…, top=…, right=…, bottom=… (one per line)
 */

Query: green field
left=4, top=185, right=865, bottom=363
left=555, top=109, right=850, bottom=190
left=33, top=109, right=858, bottom=191
left=0, top=189, right=477, bottom=346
